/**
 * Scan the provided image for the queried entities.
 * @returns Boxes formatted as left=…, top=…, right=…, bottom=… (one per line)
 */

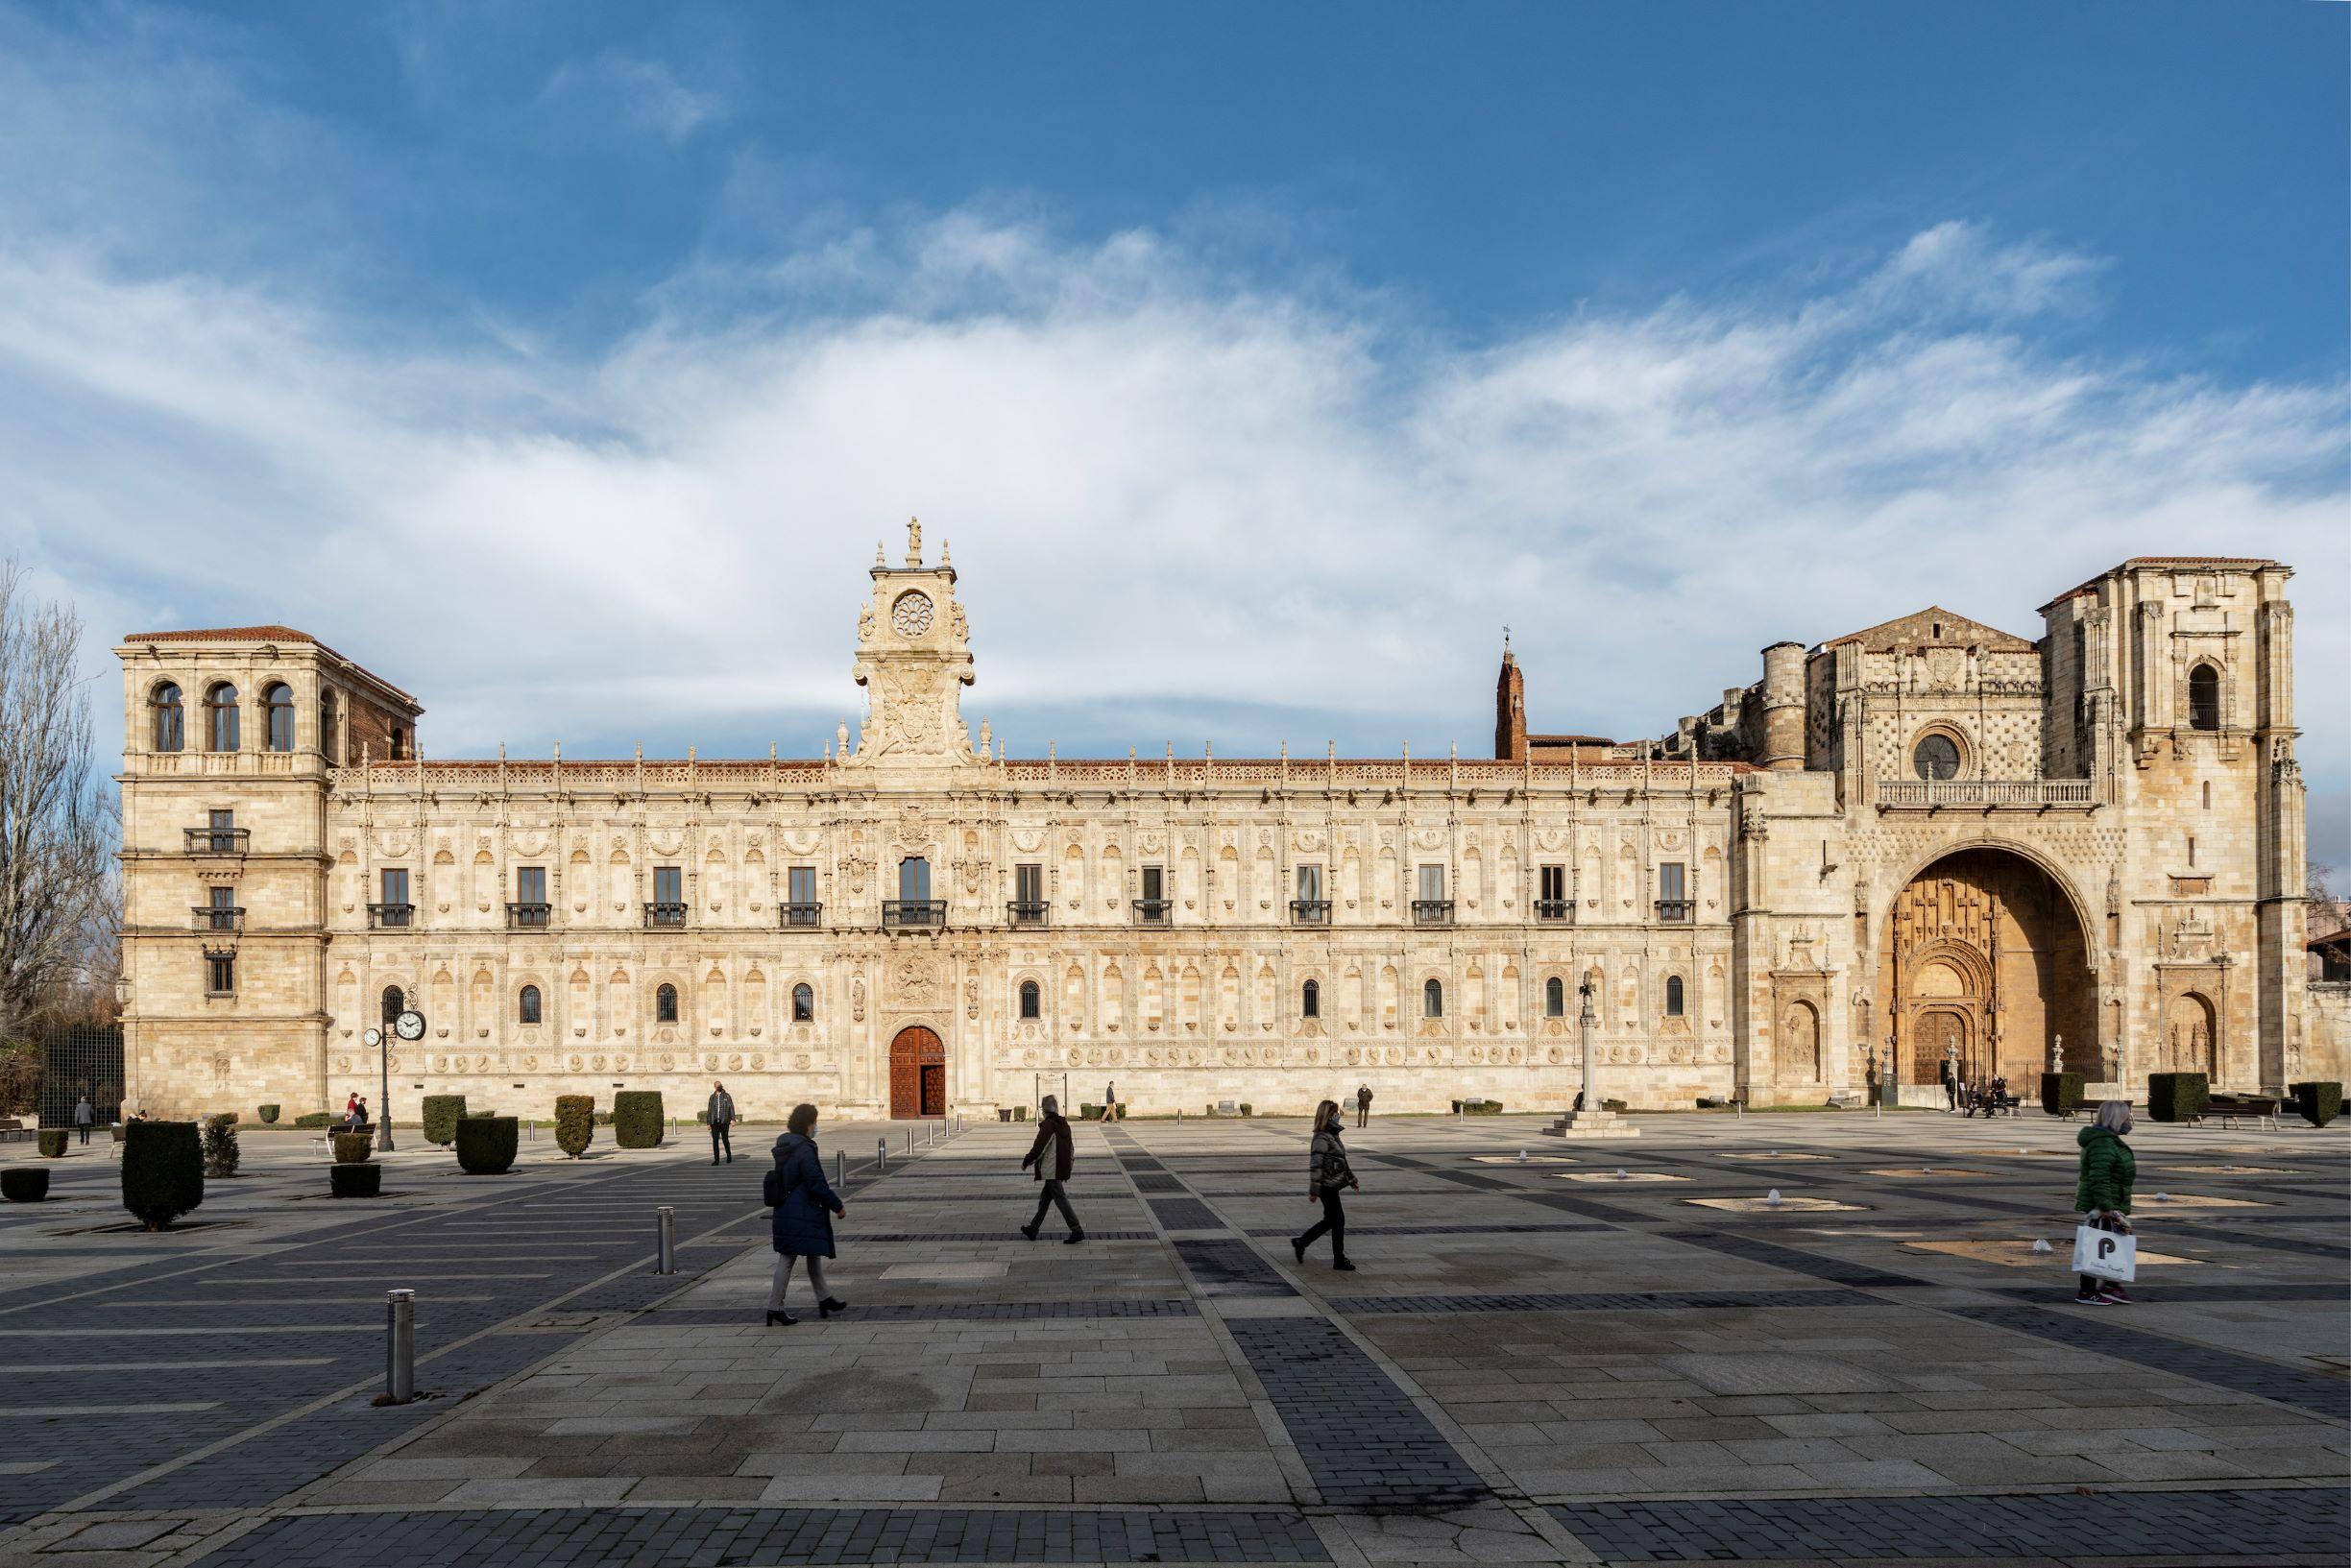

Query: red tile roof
left=122, top=625, right=316, bottom=643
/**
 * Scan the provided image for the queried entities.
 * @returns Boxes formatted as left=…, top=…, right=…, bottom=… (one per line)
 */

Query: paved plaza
left=0, top=1108, right=2344, bottom=1565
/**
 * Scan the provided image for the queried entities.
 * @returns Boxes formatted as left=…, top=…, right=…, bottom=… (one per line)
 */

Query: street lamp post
left=364, top=1027, right=395, bottom=1153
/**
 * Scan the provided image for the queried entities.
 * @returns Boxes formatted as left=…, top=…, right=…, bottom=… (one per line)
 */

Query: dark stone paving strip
left=1148, top=1196, right=1225, bottom=1231
left=1172, top=1240, right=1297, bottom=1298
left=2162, top=1223, right=2351, bottom=1258
left=1131, top=1172, right=1189, bottom=1193
left=1370, top=1153, right=1653, bottom=1224
left=648, top=1300, right=1200, bottom=1323
left=1224, top=1316, right=1491, bottom=1511
left=1665, top=1229, right=1934, bottom=1288
left=1986, top=1282, right=2349, bottom=1304
left=1550, top=1484, right=2347, bottom=1562
left=1334, top=1287, right=1881, bottom=1315
left=1243, top=1223, right=1607, bottom=1238
left=186, top=1505, right=1329, bottom=1565
left=1944, top=1303, right=2351, bottom=1423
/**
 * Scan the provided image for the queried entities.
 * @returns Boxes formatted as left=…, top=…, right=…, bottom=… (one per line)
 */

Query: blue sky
left=1, top=1, right=2345, bottom=856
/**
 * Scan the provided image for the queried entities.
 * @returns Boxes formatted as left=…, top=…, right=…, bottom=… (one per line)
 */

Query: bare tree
left=0, top=561, right=112, bottom=1042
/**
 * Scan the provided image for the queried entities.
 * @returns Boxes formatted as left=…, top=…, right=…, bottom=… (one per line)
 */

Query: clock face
left=363, top=1027, right=382, bottom=1048
left=890, top=591, right=934, bottom=637
left=394, top=1009, right=427, bottom=1042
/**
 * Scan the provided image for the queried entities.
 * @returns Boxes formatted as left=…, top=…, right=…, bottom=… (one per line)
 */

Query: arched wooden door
left=889, top=1025, right=946, bottom=1120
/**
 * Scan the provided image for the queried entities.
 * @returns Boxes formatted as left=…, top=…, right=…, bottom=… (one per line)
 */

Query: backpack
left=763, top=1162, right=787, bottom=1208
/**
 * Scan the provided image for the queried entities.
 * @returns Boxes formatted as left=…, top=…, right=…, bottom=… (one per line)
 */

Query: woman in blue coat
left=766, top=1102, right=848, bottom=1325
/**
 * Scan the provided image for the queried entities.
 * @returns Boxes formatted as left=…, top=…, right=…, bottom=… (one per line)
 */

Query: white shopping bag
left=2072, top=1222, right=2137, bottom=1283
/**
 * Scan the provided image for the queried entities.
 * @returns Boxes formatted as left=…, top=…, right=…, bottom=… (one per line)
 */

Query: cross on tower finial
left=906, top=517, right=922, bottom=567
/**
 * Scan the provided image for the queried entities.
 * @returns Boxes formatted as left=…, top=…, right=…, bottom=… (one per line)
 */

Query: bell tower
left=846, top=519, right=977, bottom=766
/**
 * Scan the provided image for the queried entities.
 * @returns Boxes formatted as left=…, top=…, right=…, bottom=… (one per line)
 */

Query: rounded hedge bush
left=202, top=1116, right=241, bottom=1178
left=2, top=1167, right=49, bottom=1202
left=329, top=1163, right=382, bottom=1198
left=121, top=1121, right=205, bottom=1230
left=36, top=1128, right=66, bottom=1158
left=2147, top=1072, right=2209, bottom=1123
left=2039, top=1072, right=2086, bottom=1117
left=331, top=1132, right=374, bottom=1164
left=553, top=1095, right=595, bottom=1158
left=420, top=1095, right=467, bottom=1147
left=613, top=1091, right=664, bottom=1148
left=257, top=1103, right=279, bottom=1124
left=455, top=1116, right=519, bottom=1174
left=292, top=1111, right=334, bottom=1128
left=2290, top=1080, right=2342, bottom=1128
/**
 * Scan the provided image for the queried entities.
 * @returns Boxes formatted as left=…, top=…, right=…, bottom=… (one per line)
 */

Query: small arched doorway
left=2162, top=992, right=2216, bottom=1075
left=889, top=1025, right=946, bottom=1119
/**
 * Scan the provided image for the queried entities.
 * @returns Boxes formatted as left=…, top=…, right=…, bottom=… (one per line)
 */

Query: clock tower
left=846, top=519, right=977, bottom=767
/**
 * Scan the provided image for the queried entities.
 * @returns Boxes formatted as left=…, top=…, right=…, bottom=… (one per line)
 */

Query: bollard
left=906, top=1129, right=913, bottom=1156
left=385, top=1289, right=416, bottom=1405
left=655, top=1206, right=676, bottom=1275
left=836, top=1148, right=845, bottom=1189
left=877, top=1137, right=886, bottom=1171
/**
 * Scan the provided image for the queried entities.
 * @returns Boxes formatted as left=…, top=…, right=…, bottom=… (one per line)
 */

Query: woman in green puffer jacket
left=2072, top=1099, right=2137, bottom=1305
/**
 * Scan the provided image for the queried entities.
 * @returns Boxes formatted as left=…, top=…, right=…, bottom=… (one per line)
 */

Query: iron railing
left=884, top=899, right=946, bottom=929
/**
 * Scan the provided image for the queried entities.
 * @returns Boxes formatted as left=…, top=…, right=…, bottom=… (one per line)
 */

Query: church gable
left=1819, top=606, right=2036, bottom=655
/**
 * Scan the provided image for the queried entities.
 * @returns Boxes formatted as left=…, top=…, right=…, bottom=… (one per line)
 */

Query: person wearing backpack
left=1018, top=1095, right=1083, bottom=1243
left=763, top=1102, right=847, bottom=1325
left=2073, top=1099, right=2137, bottom=1306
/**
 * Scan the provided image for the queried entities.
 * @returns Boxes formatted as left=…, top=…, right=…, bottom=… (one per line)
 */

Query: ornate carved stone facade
left=115, top=540, right=2336, bottom=1119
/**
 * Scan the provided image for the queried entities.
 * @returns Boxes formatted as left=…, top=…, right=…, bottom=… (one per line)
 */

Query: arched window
left=1665, top=976, right=1685, bottom=1017
left=388, top=724, right=409, bottom=760
left=1302, top=978, right=1321, bottom=1019
left=1912, top=733, right=1960, bottom=780
left=206, top=683, right=240, bottom=751
left=380, top=984, right=403, bottom=1024
left=1019, top=979, right=1041, bottom=1020
left=2188, top=664, right=2220, bottom=731
left=1423, top=978, right=1443, bottom=1019
left=655, top=983, right=679, bottom=1024
left=263, top=683, right=295, bottom=752
left=319, top=690, right=337, bottom=764
left=151, top=683, right=184, bottom=751
left=518, top=985, right=542, bottom=1025
left=1545, top=977, right=1564, bottom=1018
left=791, top=982, right=815, bottom=1022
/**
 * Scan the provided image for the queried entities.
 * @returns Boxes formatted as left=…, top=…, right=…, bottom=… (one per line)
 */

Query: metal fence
left=38, top=1024, right=123, bottom=1127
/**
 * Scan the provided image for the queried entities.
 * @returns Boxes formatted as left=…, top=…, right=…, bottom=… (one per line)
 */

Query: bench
left=2205, top=1095, right=2279, bottom=1130
left=0, top=1117, right=28, bottom=1144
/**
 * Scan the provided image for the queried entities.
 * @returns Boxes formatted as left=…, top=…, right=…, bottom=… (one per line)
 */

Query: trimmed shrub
left=420, top=1095, right=467, bottom=1147
left=2146, top=1073, right=2210, bottom=1124
left=2039, top=1072, right=2086, bottom=1118
left=1239, top=1102, right=1253, bottom=1117
left=121, top=1121, right=205, bottom=1230
left=1602, top=1098, right=1628, bottom=1112
left=332, top=1132, right=373, bottom=1164
left=256, top=1103, right=280, bottom=1124
left=554, top=1095, right=595, bottom=1158
left=202, top=1116, right=242, bottom=1177
left=2290, top=1080, right=2342, bottom=1128
left=1013, top=1104, right=1028, bottom=1121
left=1466, top=1100, right=1504, bottom=1115
left=1113, top=1102, right=1127, bottom=1121
left=1077, top=1102, right=1099, bottom=1121
left=37, top=1128, right=66, bottom=1157
left=292, top=1111, right=334, bottom=1128
left=211, top=1111, right=239, bottom=1124
left=3, top=1167, right=49, bottom=1201
left=612, top=1091, right=664, bottom=1148
left=455, top=1116, right=519, bottom=1174
left=329, top=1163, right=382, bottom=1198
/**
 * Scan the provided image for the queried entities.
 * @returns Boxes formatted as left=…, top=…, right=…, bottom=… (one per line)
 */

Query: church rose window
left=1912, top=734, right=1960, bottom=780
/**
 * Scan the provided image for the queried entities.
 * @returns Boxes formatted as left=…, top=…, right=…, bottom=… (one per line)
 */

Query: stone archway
left=889, top=1025, right=946, bottom=1119
left=1880, top=847, right=2096, bottom=1091
left=2161, top=992, right=2216, bottom=1075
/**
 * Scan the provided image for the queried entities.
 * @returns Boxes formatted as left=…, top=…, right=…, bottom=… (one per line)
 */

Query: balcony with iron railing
left=1876, top=778, right=2096, bottom=809
left=781, top=902, right=824, bottom=929
left=642, top=901, right=689, bottom=929
left=1290, top=898, right=1331, bottom=926
left=183, top=827, right=250, bottom=855
left=1656, top=899, right=1694, bottom=924
left=506, top=902, right=551, bottom=929
left=1535, top=898, right=1573, bottom=923
left=368, top=903, right=414, bottom=929
left=1006, top=900, right=1050, bottom=927
left=1411, top=899, right=1455, bottom=927
left=1132, top=898, right=1173, bottom=927
left=190, top=905, right=244, bottom=933
left=884, top=899, right=946, bottom=929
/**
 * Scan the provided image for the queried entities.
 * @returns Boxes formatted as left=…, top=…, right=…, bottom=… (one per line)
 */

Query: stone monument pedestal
left=1541, top=1109, right=1639, bottom=1140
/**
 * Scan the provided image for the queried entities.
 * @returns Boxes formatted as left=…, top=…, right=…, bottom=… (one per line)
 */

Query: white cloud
left=537, top=52, right=723, bottom=145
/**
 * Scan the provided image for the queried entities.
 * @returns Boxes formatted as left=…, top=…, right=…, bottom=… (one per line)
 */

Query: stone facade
left=116, top=536, right=2336, bottom=1122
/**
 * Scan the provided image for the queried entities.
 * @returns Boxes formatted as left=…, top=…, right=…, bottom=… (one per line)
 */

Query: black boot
left=1332, top=1259, right=1357, bottom=1271
left=1020, top=1223, right=1040, bottom=1241
left=1291, top=1237, right=1307, bottom=1265
left=818, top=1297, right=849, bottom=1318
left=764, top=1309, right=797, bottom=1326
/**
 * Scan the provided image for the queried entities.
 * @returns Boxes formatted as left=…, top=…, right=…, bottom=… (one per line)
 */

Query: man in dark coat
left=708, top=1081, right=736, bottom=1165
left=1355, top=1084, right=1372, bottom=1128
left=1938, top=1055, right=1956, bottom=1111
left=1019, top=1095, right=1083, bottom=1243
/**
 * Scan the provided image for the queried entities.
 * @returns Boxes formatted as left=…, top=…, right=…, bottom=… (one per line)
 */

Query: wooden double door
left=889, top=1025, right=947, bottom=1119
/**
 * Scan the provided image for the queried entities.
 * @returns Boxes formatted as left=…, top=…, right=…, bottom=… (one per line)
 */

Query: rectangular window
left=899, top=856, right=931, bottom=901
left=1141, top=865, right=1164, bottom=902
left=208, top=885, right=235, bottom=909
left=1659, top=862, right=1690, bottom=922
left=205, top=884, right=237, bottom=932
left=654, top=865, right=683, bottom=904
left=1539, top=863, right=1566, bottom=920
left=205, top=952, right=235, bottom=995
left=1297, top=863, right=1323, bottom=902
left=381, top=867, right=408, bottom=905
left=1418, top=864, right=1444, bottom=903
left=517, top=866, right=545, bottom=904
left=1015, top=862, right=1043, bottom=904
left=206, top=808, right=238, bottom=854
left=789, top=865, right=817, bottom=905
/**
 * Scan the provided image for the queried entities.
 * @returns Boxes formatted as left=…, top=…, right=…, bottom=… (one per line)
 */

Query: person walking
left=764, top=1102, right=847, bottom=1325
left=707, top=1080, right=737, bottom=1165
left=2073, top=1099, right=2137, bottom=1305
left=73, top=1094, right=94, bottom=1146
left=1355, top=1084, right=1372, bottom=1128
left=1292, top=1098, right=1359, bottom=1271
left=1939, top=1054, right=1957, bottom=1111
left=1019, top=1095, right=1083, bottom=1243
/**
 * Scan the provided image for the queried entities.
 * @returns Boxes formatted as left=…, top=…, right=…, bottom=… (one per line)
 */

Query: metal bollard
left=385, top=1289, right=416, bottom=1405
left=877, top=1138, right=886, bottom=1171
left=906, top=1129, right=913, bottom=1156
left=655, top=1206, right=676, bottom=1275
left=836, top=1148, right=845, bottom=1188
